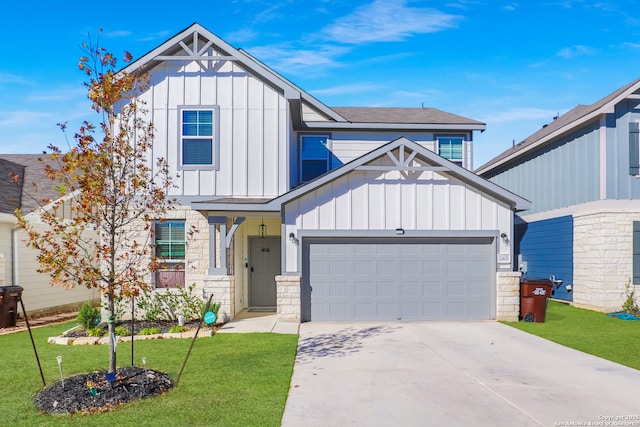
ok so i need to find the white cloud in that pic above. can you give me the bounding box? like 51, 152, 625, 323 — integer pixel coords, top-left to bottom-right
484, 107, 565, 124
0, 72, 29, 85
246, 44, 350, 76
225, 27, 260, 44
105, 30, 132, 38
312, 83, 385, 96
557, 45, 596, 58
0, 111, 55, 127
136, 31, 172, 42
322, 0, 461, 44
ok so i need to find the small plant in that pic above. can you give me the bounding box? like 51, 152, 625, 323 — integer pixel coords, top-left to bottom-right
114, 326, 131, 336
169, 325, 188, 333
200, 300, 221, 321
77, 302, 100, 330
621, 279, 640, 315
87, 327, 105, 337
139, 327, 160, 335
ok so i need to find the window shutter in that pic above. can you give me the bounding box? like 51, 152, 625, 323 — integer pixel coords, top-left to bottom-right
629, 122, 639, 175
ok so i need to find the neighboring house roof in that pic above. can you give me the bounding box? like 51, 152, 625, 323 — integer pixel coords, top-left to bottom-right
476, 77, 640, 174
191, 137, 530, 212
123, 22, 485, 133
0, 158, 24, 214
0, 154, 57, 214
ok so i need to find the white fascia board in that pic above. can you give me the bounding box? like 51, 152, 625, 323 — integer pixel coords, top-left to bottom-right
0, 212, 17, 224
276, 136, 529, 211
304, 122, 486, 131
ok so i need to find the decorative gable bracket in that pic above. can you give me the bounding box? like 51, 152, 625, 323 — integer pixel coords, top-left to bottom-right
155, 31, 236, 70
355, 144, 448, 172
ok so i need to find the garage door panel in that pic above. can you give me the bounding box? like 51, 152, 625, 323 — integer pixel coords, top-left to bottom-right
401, 281, 421, 297
306, 239, 493, 321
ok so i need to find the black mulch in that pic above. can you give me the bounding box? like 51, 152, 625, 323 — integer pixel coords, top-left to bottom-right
35, 367, 173, 414
64, 319, 204, 338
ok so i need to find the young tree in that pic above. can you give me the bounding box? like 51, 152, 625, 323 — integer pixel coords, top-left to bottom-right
15, 33, 174, 373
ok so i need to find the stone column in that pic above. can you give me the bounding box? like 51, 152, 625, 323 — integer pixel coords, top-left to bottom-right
276, 275, 301, 322
496, 271, 521, 321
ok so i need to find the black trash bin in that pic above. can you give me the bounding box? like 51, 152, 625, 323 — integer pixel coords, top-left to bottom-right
0, 286, 23, 328
520, 279, 552, 322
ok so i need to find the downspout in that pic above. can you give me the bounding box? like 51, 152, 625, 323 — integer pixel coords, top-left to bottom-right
12, 226, 19, 287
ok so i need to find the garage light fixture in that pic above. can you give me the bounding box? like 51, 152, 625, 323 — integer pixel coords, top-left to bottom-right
395, 228, 405, 235
289, 232, 299, 245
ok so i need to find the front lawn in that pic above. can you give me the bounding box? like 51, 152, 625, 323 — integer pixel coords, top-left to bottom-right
504, 300, 640, 370
0, 323, 298, 426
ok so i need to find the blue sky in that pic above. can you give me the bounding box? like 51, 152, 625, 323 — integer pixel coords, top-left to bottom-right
1, 0, 640, 167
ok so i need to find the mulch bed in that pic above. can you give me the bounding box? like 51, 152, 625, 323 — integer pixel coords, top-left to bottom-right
64, 319, 204, 337
35, 367, 173, 414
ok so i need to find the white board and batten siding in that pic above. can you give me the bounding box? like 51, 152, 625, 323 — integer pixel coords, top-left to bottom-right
283, 157, 512, 273
141, 56, 291, 198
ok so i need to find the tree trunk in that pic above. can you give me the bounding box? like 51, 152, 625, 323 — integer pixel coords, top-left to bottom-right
107, 288, 117, 373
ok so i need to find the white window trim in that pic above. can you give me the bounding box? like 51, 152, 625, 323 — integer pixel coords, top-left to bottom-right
178, 105, 220, 171
436, 134, 466, 168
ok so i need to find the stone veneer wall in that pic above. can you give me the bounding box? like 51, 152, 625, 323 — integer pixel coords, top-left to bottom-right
198, 276, 235, 323
276, 275, 301, 321
573, 209, 640, 313
496, 271, 521, 321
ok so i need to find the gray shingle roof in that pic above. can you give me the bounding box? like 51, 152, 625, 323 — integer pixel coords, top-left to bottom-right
476, 77, 640, 173
330, 107, 485, 126
0, 154, 57, 214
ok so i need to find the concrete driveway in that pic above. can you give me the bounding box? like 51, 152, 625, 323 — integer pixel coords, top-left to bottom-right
281, 322, 640, 427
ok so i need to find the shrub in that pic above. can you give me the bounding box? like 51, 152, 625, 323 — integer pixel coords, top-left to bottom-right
77, 302, 100, 330
139, 327, 160, 335
622, 279, 640, 315
200, 300, 221, 321
114, 326, 131, 336
87, 327, 104, 337
136, 283, 204, 321
169, 325, 188, 333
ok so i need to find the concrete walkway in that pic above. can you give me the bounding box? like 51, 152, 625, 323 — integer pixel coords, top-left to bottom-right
282, 321, 640, 427
217, 312, 299, 334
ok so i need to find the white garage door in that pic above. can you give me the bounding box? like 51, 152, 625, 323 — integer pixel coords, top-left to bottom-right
303, 238, 494, 321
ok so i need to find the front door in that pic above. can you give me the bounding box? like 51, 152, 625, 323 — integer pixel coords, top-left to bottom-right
249, 237, 280, 307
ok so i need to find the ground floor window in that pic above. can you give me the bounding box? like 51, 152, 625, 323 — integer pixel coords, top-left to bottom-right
155, 220, 185, 288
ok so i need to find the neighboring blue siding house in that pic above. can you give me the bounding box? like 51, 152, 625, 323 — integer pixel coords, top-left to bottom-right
477, 78, 640, 312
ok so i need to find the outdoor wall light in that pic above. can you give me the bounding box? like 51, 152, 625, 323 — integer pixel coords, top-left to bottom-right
259, 219, 267, 238
396, 228, 405, 235
500, 232, 510, 244
289, 232, 299, 245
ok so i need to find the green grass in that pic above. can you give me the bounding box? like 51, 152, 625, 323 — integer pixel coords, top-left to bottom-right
0, 323, 298, 426
504, 300, 640, 369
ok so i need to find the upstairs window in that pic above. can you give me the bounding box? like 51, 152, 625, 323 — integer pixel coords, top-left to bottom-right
299, 135, 331, 183
437, 136, 464, 167
180, 107, 218, 169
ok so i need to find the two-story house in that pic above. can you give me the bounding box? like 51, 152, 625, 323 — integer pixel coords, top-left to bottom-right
477, 77, 640, 313
122, 23, 529, 323
0, 155, 98, 316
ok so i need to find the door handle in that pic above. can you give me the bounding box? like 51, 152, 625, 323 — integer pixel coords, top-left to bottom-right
250, 267, 254, 272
